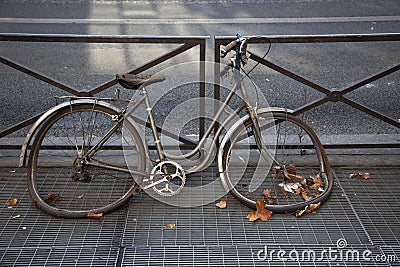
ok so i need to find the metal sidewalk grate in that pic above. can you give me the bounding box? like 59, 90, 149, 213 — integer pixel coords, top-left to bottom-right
336, 167, 400, 246
0, 246, 119, 267
1, 166, 399, 266
0, 168, 128, 249
122, 244, 387, 267
379, 246, 400, 267
122, 167, 370, 248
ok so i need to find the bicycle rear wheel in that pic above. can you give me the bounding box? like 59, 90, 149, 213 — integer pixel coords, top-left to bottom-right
220, 110, 332, 213
27, 102, 145, 218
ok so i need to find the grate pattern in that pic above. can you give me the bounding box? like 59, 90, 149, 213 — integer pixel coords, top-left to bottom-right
336, 168, 400, 246
0, 246, 119, 267
122, 244, 388, 267
379, 246, 400, 267
1, 166, 399, 266
122, 167, 370, 247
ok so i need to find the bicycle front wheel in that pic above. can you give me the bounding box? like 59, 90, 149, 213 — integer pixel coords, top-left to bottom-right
27, 101, 145, 218
220, 110, 332, 213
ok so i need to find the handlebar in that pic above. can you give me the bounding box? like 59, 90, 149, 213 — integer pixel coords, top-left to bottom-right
220, 39, 239, 58
220, 35, 248, 59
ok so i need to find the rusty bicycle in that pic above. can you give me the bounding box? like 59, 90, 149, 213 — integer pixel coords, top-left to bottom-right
21, 34, 333, 218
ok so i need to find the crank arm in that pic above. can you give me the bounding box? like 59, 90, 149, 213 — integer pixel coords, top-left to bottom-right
142, 177, 169, 190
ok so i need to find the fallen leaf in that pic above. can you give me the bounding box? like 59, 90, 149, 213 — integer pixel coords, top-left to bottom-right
77, 194, 85, 199
295, 202, 321, 217
165, 223, 176, 229
262, 189, 276, 199
272, 166, 285, 179
215, 200, 227, 209
310, 173, 325, 190
247, 200, 273, 222
44, 192, 62, 204
287, 163, 297, 175
12, 215, 20, 219
0, 177, 7, 181
87, 210, 103, 219
294, 187, 302, 195
301, 190, 312, 201
287, 173, 303, 182
349, 173, 370, 180
9, 170, 16, 173
6, 198, 18, 206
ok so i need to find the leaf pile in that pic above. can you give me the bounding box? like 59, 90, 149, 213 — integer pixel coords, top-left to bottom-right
271, 164, 325, 202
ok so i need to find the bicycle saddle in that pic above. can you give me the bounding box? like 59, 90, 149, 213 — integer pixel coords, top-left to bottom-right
116, 73, 165, 89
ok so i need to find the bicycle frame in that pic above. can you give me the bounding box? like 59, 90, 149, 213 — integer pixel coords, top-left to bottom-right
122, 73, 258, 175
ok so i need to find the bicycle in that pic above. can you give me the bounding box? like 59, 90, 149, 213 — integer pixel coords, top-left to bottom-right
21, 34, 333, 218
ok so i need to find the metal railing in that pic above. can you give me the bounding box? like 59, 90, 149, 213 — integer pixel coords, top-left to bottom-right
215, 33, 400, 149
1, 33, 400, 150
0, 33, 208, 149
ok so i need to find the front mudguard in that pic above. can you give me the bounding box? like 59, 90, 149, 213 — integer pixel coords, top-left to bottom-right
217, 107, 293, 187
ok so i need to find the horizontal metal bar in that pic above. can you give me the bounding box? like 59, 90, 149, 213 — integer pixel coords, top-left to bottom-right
0, 33, 210, 44
215, 33, 400, 43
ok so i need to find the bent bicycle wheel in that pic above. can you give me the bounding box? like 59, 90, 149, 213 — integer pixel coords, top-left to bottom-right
220, 110, 333, 213
27, 102, 145, 218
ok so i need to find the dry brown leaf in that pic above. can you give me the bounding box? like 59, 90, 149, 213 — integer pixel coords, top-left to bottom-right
262, 189, 276, 199
87, 210, 103, 219
301, 190, 312, 201
6, 198, 18, 206
349, 172, 371, 180
288, 173, 303, 182
44, 192, 62, 204
287, 163, 297, 175
294, 187, 302, 195
215, 200, 227, 209
0, 177, 7, 181
247, 200, 273, 222
165, 223, 176, 229
295, 202, 321, 217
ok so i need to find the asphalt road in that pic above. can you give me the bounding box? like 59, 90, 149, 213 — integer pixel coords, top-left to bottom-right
0, 0, 399, 139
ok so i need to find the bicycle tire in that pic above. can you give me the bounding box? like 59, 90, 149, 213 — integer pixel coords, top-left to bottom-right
27, 102, 145, 218
220, 109, 333, 213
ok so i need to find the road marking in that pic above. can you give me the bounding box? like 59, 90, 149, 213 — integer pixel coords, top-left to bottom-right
0, 16, 399, 25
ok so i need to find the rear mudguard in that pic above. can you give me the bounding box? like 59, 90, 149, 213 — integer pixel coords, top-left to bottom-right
19, 99, 148, 168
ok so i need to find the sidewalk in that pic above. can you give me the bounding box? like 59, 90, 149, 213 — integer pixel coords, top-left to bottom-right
0, 152, 399, 266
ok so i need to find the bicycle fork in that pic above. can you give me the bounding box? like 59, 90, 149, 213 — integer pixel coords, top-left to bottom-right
239, 79, 280, 167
